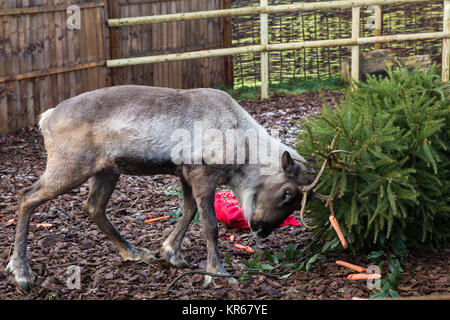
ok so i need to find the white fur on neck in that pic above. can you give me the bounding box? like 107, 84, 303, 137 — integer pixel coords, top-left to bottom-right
240, 187, 257, 222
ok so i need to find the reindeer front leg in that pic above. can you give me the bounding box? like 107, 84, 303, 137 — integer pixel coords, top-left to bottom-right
190, 172, 237, 287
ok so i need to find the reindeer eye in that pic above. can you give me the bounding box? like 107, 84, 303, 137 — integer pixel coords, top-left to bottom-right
282, 190, 292, 202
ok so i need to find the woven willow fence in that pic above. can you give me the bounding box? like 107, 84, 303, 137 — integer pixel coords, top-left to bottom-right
231, 0, 445, 87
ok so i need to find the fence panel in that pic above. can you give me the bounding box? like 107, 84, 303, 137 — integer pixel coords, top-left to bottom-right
0, 0, 107, 135
231, 0, 445, 87
115, 0, 226, 89
0, 0, 229, 135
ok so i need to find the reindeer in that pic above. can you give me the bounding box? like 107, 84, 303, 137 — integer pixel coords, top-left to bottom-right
5, 85, 317, 291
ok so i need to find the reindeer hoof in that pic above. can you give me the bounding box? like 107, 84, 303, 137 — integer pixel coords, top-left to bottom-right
203, 269, 238, 288
5, 259, 35, 291
161, 244, 189, 269
120, 246, 156, 264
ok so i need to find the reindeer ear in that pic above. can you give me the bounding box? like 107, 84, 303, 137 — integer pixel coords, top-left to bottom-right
282, 151, 299, 178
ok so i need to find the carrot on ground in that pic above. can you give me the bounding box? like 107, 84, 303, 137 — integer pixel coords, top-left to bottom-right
336, 260, 367, 273
221, 234, 236, 242
347, 273, 381, 280
329, 215, 348, 249
144, 216, 170, 224
35, 223, 53, 228
233, 243, 255, 254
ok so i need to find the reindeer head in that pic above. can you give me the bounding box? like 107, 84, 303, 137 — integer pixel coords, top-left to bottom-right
247, 151, 315, 238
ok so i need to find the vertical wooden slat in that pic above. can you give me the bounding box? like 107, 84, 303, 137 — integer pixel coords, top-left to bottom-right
89, 7, 99, 91
161, 0, 168, 87
260, 0, 269, 99
41, 0, 51, 116
0, 11, 8, 134
175, 0, 182, 88
106, 0, 120, 85
31, 0, 41, 121
9, 0, 20, 132
374, 5, 382, 50
203, 0, 210, 88
129, 2, 137, 84
181, 0, 188, 88
150, 0, 159, 86
193, 0, 200, 88
17, 0, 29, 129
78, 5, 87, 92
140, 2, 149, 85
55, 4, 66, 103
166, 0, 173, 88
58, 3, 70, 102
49, 4, 58, 108
16, 0, 27, 130
442, 0, 450, 82
122, 3, 131, 85
62, 4, 71, 102
351, 6, 360, 82
99, 3, 110, 87
73, 1, 83, 96
171, 0, 179, 88
67, 2, 77, 97
23, 0, 35, 126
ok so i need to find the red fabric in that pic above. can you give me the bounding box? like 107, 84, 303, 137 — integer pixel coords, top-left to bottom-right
214, 190, 300, 229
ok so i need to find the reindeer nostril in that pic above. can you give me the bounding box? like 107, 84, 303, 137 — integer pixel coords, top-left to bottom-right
250, 220, 260, 232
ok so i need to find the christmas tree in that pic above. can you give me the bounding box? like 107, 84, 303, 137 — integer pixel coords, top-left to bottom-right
296, 67, 450, 250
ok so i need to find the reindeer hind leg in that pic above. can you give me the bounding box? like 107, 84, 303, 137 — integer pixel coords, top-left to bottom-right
162, 177, 197, 268
83, 171, 156, 264
6, 160, 92, 291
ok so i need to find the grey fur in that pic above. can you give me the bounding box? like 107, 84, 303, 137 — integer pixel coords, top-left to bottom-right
7, 85, 314, 290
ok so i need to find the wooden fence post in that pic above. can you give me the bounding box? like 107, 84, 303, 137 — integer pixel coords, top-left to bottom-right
351, 6, 360, 82
106, 0, 120, 86
260, 0, 269, 99
221, 0, 234, 88
443, 0, 450, 82
374, 5, 382, 50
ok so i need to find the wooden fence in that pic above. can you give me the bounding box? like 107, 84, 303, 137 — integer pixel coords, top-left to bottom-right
231, 0, 444, 86
107, 0, 450, 98
0, 0, 107, 135
1, 1, 450, 135
0, 0, 230, 135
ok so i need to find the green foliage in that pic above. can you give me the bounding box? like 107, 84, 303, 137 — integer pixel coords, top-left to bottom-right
163, 183, 199, 224
296, 67, 450, 251
367, 237, 407, 299
239, 229, 339, 279
217, 77, 344, 101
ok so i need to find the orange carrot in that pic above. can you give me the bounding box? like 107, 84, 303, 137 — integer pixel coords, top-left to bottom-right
221, 234, 236, 242
144, 216, 170, 224
347, 273, 381, 280
35, 223, 53, 228
336, 260, 367, 273
233, 243, 255, 254
329, 215, 348, 249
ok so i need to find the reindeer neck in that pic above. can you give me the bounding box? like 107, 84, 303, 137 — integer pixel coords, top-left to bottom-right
228, 164, 261, 205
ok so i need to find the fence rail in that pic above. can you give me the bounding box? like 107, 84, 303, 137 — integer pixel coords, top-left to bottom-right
107, 0, 450, 98
107, 0, 440, 26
